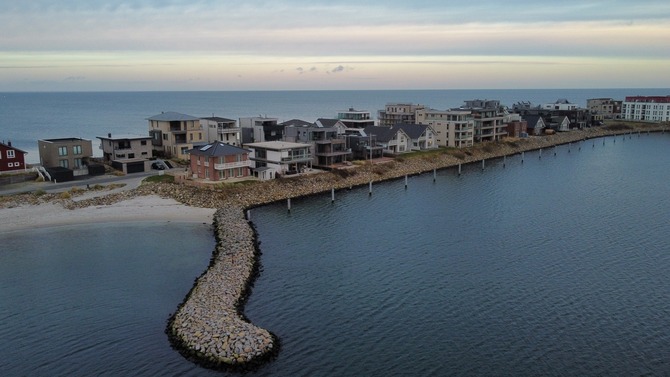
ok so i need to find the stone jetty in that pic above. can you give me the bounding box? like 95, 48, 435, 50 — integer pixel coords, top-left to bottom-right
0, 121, 666, 370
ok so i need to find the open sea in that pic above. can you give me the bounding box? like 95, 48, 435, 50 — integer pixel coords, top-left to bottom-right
1, 90, 670, 376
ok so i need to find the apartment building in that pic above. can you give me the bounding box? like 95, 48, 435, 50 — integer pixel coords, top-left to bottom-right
337, 108, 375, 128
416, 108, 474, 148
147, 112, 205, 160
459, 100, 508, 142
621, 96, 670, 122
38, 137, 93, 173
201, 116, 241, 146
587, 98, 622, 119
377, 103, 426, 127
239, 116, 283, 144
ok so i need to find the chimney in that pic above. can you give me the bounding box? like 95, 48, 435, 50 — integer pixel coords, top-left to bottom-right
108, 133, 111, 138
7, 140, 11, 147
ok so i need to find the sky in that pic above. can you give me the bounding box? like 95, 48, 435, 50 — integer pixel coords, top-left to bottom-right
1, 0, 669, 91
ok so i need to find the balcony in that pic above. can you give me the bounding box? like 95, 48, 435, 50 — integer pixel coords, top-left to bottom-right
214, 160, 253, 170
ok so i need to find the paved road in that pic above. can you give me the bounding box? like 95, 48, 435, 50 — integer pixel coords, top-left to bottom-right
0, 170, 166, 196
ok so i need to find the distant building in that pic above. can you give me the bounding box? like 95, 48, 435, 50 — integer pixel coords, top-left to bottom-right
38, 137, 93, 175
187, 142, 252, 181
505, 114, 528, 138
416, 108, 474, 148
377, 103, 426, 127
201, 116, 241, 146
459, 99, 508, 142
0, 141, 28, 172
541, 99, 579, 111
284, 121, 351, 167
239, 117, 283, 144
337, 108, 375, 128
587, 98, 622, 120
621, 96, 670, 122
147, 112, 205, 160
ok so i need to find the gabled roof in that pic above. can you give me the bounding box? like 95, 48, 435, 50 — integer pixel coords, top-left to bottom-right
395, 123, 430, 140
363, 125, 409, 143
281, 119, 313, 127
187, 142, 250, 157
522, 115, 545, 129
315, 118, 343, 128
0, 141, 27, 153
147, 111, 199, 121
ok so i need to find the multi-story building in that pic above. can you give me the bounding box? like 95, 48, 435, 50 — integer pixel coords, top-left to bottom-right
147, 112, 205, 160
284, 122, 351, 167
621, 96, 670, 122
377, 103, 426, 127
337, 108, 375, 128
587, 98, 622, 120
541, 99, 579, 111
97, 134, 153, 173
416, 108, 474, 148
505, 113, 528, 138
187, 142, 252, 181
0, 141, 28, 172
244, 141, 312, 180
460, 100, 508, 142
38, 137, 93, 174
239, 116, 283, 144
201, 116, 241, 146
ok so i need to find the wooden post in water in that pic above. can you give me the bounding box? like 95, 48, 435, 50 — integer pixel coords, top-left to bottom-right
568, 142, 571, 153
503, 155, 506, 167
369, 181, 372, 196
539, 148, 542, 159
458, 164, 462, 176
287, 198, 291, 212
331, 188, 335, 203
405, 175, 408, 189
481, 159, 485, 170
521, 152, 524, 163
433, 169, 436, 182
554, 146, 557, 156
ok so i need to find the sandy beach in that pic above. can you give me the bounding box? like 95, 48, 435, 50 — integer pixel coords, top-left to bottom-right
0, 195, 216, 233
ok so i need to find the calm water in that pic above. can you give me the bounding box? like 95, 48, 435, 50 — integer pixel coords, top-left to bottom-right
2, 89, 669, 163
0, 222, 221, 376
244, 133, 670, 376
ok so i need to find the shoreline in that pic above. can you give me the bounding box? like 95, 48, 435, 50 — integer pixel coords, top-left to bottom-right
2, 122, 667, 370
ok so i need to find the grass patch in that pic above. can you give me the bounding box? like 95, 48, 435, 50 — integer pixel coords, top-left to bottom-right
59, 191, 72, 199
33, 189, 47, 197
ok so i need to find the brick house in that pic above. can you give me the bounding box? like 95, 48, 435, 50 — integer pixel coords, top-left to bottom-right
188, 142, 252, 181
0, 141, 28, 172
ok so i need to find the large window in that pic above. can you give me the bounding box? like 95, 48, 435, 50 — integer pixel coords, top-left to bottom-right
74, 158, 82, 168
59, 159, 69, 168
73, 145, 82, 155
58, 146, 67, 156
7, 150, 15, 158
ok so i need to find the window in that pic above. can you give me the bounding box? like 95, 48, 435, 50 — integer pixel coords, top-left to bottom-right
7, 150, 15, 158
7, 162, 13, 167
163, 134, 168, 140
58, 146, 68, 156
74, 158, 82, 168
128, 153, 135, 159
73, 145, 82, 155
59, 159, 69, 168
140, 140, 147, 146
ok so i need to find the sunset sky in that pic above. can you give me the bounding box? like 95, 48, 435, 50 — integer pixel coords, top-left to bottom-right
1, 0, 669, 91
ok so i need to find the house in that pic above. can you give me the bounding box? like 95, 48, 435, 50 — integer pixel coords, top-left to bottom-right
394, 124, 437, 151
523, 115, 546, 136
363, 125, 411, 155
587, 98, 622, 120
239, 116, 283, 144
315, 118, 348, 135
343, 128, 384, 161
621, 96, 670, 122
416, 108, 474, 148
547, 116, 570, 132
187, 142, 252, 181
0, 141, 28, 172
459, 99, 508, 142
147, 111, 205, 159
505, 114, 528, 138
337, 108, 375, 128
541, 99, 578, 111
244, 141, 312, 180
284, 121, 351, 167
201, 116, 241, 146
37, 138, 93, 177
97, 134, 153, 174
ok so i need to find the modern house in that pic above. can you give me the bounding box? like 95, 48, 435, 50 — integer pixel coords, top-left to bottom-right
541, 99, 579, 111
284, 122, 351, 167
315, 118, 348, 134
0, 141, 28, 172
363, 125, 411, 155
244, 141, 312, 180
239, 116, 284, 144
377, 103, 426, 127
621, 96, 670, 122
416, 108, 474, 148
522, 115, 546, 136
337, 108, 375, 128
187, 142, 252, 181
394, 124, 437, 151
38, 138, 93, 176
587, 98, 622, 120
147, 111, 205, 160
343, 128, 384, 161
505, 114, 528, 138
201, 116, 241, 146
97, 134, 153, 173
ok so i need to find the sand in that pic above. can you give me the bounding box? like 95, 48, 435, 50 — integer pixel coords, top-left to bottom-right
0, 195, 216, 233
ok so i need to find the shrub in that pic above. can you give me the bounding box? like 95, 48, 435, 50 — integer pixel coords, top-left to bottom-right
59, 191, 72, 199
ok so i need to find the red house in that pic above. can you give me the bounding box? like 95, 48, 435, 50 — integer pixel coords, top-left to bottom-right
188, 142, 253, 181
0, 141, 28, 172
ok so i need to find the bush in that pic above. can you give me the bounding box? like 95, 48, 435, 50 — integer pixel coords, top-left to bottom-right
33, 189, 46, 197
59, 191, 72, 199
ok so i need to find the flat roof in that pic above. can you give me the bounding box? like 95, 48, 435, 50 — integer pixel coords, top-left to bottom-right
244, 141, 311, 150
97, 134, 151, 140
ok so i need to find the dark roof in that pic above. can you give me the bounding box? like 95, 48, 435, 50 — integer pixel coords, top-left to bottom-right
146, 111, 199, 121
281, 119, 313, 127
395, 123, 429, 139
522, 115, 544, 129
187, 142, 250, 157
363, 125, 403, 142
316, 118, 341, 128
201, 116, 235, 122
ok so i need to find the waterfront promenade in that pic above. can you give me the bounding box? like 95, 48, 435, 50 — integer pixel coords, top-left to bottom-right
1, 121, 666, 370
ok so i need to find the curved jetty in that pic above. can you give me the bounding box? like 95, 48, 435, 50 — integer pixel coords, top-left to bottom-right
166, 206, 277, 369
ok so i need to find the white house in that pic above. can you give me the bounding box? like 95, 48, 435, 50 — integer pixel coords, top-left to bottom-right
244, 141, 312, 180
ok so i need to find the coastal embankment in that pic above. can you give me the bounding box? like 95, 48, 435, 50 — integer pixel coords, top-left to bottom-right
1, 122, 665, 370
